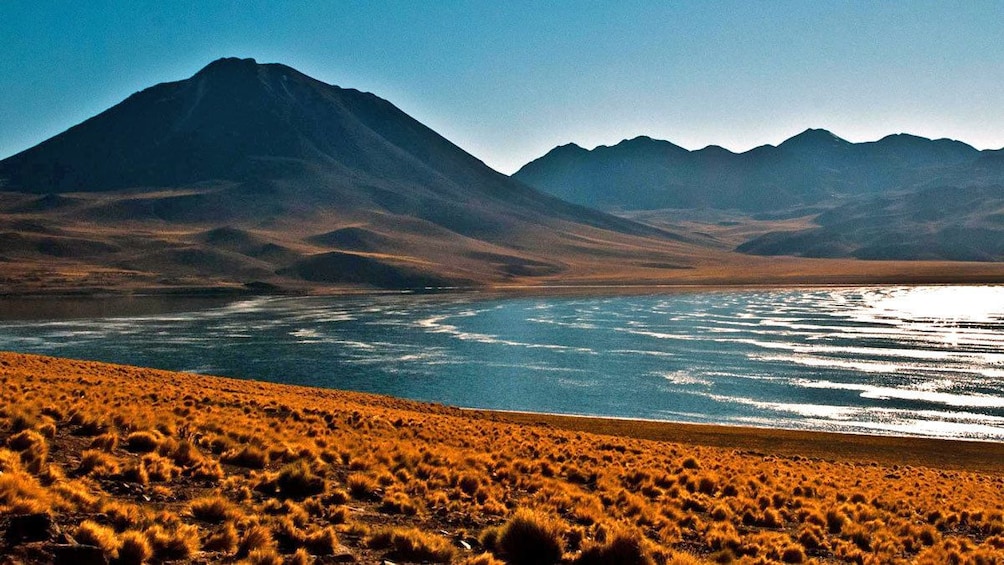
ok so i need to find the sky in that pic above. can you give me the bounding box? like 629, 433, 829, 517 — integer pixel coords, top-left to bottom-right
1, 1, 1002, 174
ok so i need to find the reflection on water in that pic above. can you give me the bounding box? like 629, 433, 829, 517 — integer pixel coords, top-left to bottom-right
2, 285, 1004, 440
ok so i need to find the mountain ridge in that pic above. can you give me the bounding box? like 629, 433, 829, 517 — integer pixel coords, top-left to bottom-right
513, 129, 997, 213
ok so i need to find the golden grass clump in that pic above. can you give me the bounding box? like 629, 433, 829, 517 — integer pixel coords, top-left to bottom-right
221, 444, 269, 469
203, 521, 240, 553
273, 459, 326, 499
75, 520, 122, 559
189, 495, 242, 523
0, 466, 51, 514
144, 523, 200, 561
574, 530, 654, 565
367, 526, 456, 563
237, 523, 276, 558
494, 509, 566, 565
117, 529, 153, 564
125, 430, 163, 453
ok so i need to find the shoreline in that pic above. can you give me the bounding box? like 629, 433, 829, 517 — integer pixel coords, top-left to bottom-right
4, 350, 1002, 474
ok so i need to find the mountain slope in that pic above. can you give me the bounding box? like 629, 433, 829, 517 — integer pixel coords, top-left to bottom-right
0, 58, 705, 292
738, 185, 1004, 261
513, 130, 995, 213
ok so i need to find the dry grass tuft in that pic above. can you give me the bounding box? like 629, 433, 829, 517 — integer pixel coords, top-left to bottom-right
575, 531, 654, 565
75, 520, 121, 559
222, 445, 269, 469
495, 509, 566, 565
145, 523, 200, 560
237, 523, 276, 558
367, 526, 456, 563
125, 430, 163, 453
189, 495, 241, 523
274, 460, 326, 499
117, 530, 153, 565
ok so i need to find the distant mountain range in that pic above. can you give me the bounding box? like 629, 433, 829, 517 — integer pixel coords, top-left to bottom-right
514, 130, 1003, 212
0, 58, 699, 292
514, 131, 1004, 261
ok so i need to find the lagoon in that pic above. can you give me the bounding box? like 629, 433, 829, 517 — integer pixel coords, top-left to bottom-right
3, 286, 1004, 440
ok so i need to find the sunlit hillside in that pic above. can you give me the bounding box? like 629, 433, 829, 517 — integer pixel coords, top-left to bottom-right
2, 352, 1004, 564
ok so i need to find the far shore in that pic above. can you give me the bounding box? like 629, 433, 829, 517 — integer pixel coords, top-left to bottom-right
4, 255, 1004, 300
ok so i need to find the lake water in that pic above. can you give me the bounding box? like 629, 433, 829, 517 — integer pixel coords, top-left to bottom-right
3, 286, 1004, 440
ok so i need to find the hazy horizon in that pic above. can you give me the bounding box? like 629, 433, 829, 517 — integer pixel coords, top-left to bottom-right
2, 2, 1002, 174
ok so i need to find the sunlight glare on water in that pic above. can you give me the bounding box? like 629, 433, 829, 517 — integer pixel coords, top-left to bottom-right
861, 285, 1004, 322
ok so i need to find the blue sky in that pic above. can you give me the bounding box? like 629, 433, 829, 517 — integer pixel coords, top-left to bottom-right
2, 1, 1002, 173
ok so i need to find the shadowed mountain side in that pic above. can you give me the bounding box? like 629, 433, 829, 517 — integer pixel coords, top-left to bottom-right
514, 131, 1000, 213
738, 185, 1004, 261
306, 226, 396, 252
279, 251, 464, 289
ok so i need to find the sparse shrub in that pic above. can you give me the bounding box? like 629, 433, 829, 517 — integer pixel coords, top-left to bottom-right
381, 489, 418, 515
682, 457, 700, 470
781, 545, 806, 563
38, 421, 56, 438
103, 501, 145, 531
78, 449, 120, 477
288, 548, 312, 565
275, 460, 325, 499
141, 453, 178, 482
70, 411, 109, 436
121, 461, 149, 485
145, 523, 200, 560
367, 527, 455, 563
575, 531, 653, 565
459, 553, 507, 565
496, 509, 565, 565
204, 521, 239, 553
76, 520, 121, 559
8, 408, 38, 432
222, 444, 269, 469
797, 524, 824, 551
238, 523, 276, 558
118, 530, 153, 564
480, 524, 502, 551
7, 429, 48, 473
303, 526, 340, 555
125, 431, 162, 453
697, 475, 718, 495
826, 509, 847, 534
245, 548, 283, 565
347, 473, 379, 500
0, 469, 51, 513
190, 495, 240, 523
90, 432, 119, 452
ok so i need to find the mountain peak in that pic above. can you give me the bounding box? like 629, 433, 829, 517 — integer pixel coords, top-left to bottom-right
781, 128, 848, 148
611, 136, 688, 155
198, 57, 260, 74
